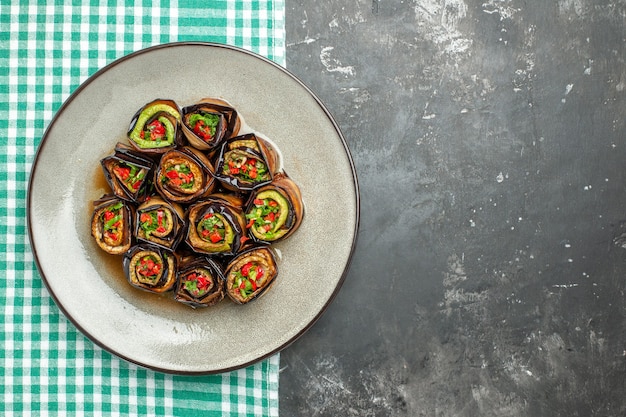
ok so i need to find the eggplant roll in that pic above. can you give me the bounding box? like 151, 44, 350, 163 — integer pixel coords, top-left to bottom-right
185, 194, 246, 256
101, 142, 154, 203
135, 196, 185, 250
123, 243, 177, 293
155, 146, 215, 203
127, 99, 180, 154
213, 134, 279, 192
91, 195, 133, 255
175, 256, 225, 308
181, 98, 241, 151
245, 173, 304, 242
225, 246, 278, 304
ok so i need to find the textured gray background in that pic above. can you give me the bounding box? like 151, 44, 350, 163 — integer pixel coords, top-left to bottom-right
279, 1, 626, 416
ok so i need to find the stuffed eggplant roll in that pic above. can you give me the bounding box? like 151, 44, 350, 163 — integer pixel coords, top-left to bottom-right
127, 99, 180, 154
155, 147, 215, 203
135, 196, 185, 250
245, 173, 304, 243
101, 142, 154, 203
91, 195, 133, 255
225, 246, 278, 304
214, 134, 279, 192
181, 98, 241, 151
123, 243, 177, 293
175, 256, 225, 308
185, 194, 246, 256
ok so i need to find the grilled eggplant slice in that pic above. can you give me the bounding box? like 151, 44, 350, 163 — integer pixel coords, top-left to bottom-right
127, 99, 181, 154
155, 146, 216, 204
224, 246, 278, 304
213, 133, 279, 192
91, 195, 133, 255
100, 142, 154, 203
180, 98, 241, 151
185, 194, 246, 256
135, 196, 185, 250
244, 172, 304, 242
123, 243, 177, 293
175, 256, 225, 308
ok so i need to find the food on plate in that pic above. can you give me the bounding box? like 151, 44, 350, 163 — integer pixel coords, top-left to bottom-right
91, 97, 304, 307
180, 98, 241, 151
100, 142, 154, 203
123, 243, 177, 293
213, 133, 279, 192
135, 196, 185, 250
91, 195, 133, 255
174, 256, 225, 308
185, 194, 246, 256
127, 99, 180, 154
244, 172, 304, 243
154, 146, 215, 203
224, 246, 278, 304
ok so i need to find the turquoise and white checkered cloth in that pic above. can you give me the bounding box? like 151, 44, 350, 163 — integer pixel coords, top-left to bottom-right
0, 1, 284, 415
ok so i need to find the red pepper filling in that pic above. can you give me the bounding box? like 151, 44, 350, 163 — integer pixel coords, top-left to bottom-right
183, 271, 212, 297
102, 202, 124, 243
162, 164, 195, 190
114, 166, 130, 180
136, 255, 161, 278
140, 119, 166, 141
193, 120, 213, 141
139, 210, 168, 237
224, 155, 269, 183
113, 163, 144, 191
245, 198, 281, 238
156, 210, 165, 233
198, 213, 226, 244
233, 262, 265, 298
227, 159, 258, 179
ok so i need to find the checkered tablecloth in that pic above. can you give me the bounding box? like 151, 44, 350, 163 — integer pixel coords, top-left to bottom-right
0, 1, 284, 416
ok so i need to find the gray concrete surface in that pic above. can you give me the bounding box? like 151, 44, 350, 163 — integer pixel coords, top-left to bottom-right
279, 1, 626, 416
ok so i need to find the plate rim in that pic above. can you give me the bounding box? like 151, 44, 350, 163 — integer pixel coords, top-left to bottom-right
26, 41, 361, 375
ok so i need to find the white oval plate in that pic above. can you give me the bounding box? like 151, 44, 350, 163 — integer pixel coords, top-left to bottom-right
27, 43, 359, 374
